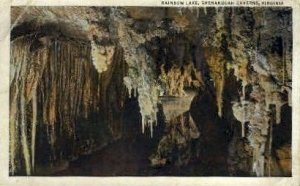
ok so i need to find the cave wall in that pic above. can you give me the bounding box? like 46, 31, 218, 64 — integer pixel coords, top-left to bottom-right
9, 35, 126, 175
144, 7, 292, 176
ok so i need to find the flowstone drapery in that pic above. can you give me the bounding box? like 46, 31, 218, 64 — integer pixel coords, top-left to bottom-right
112, 8, 167, 137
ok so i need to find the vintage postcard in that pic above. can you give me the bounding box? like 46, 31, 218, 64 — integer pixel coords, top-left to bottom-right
0, 0, 299, 185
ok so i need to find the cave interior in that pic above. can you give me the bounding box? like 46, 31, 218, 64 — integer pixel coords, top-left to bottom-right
9, 6, 292, 176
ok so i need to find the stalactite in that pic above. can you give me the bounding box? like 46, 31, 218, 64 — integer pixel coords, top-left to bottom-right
216, 72, 224, 117
10, 38, 24, 175
9, 37, 37, 175
28, 47, 48, 171
240, 81, 248, 137
159, 63, 202, 97
112, 8, 166, 137
187, 7, 199, 18
21, 63, 32, 175
232, 65, 284, 176
232, 83, 271, 176
205, 48, 225, 118
21, 96, 32, 175
232, 100, 254, 135
10, 35, 113, 174
241, 108, 245, 137
31, 88, 37, 171
9, 96, 17, 175
91, 40, 115, 74
282, 38, 285, 84
37, 39, 99, 159
227, 56, 250, 137
228, 20, 290, 174
268, 117, 273, 176
9, 6, 292, 177
177, 7, 183, 16
275, 102, 283, 124
282, 85, 292, 107
205, 9, 227, 118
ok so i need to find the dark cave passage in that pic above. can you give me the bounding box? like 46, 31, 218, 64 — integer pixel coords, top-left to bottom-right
50, 97, 163, 176
50, 90, 231, 176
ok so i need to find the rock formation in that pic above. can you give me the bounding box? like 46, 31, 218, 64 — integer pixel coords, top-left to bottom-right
10, 7, 292, 176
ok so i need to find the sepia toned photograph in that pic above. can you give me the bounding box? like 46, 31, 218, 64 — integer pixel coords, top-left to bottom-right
9, 6, 292, 177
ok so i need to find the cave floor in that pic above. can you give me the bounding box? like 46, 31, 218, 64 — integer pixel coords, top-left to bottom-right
53, 135, 156, 176
50, 134, 228, 176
